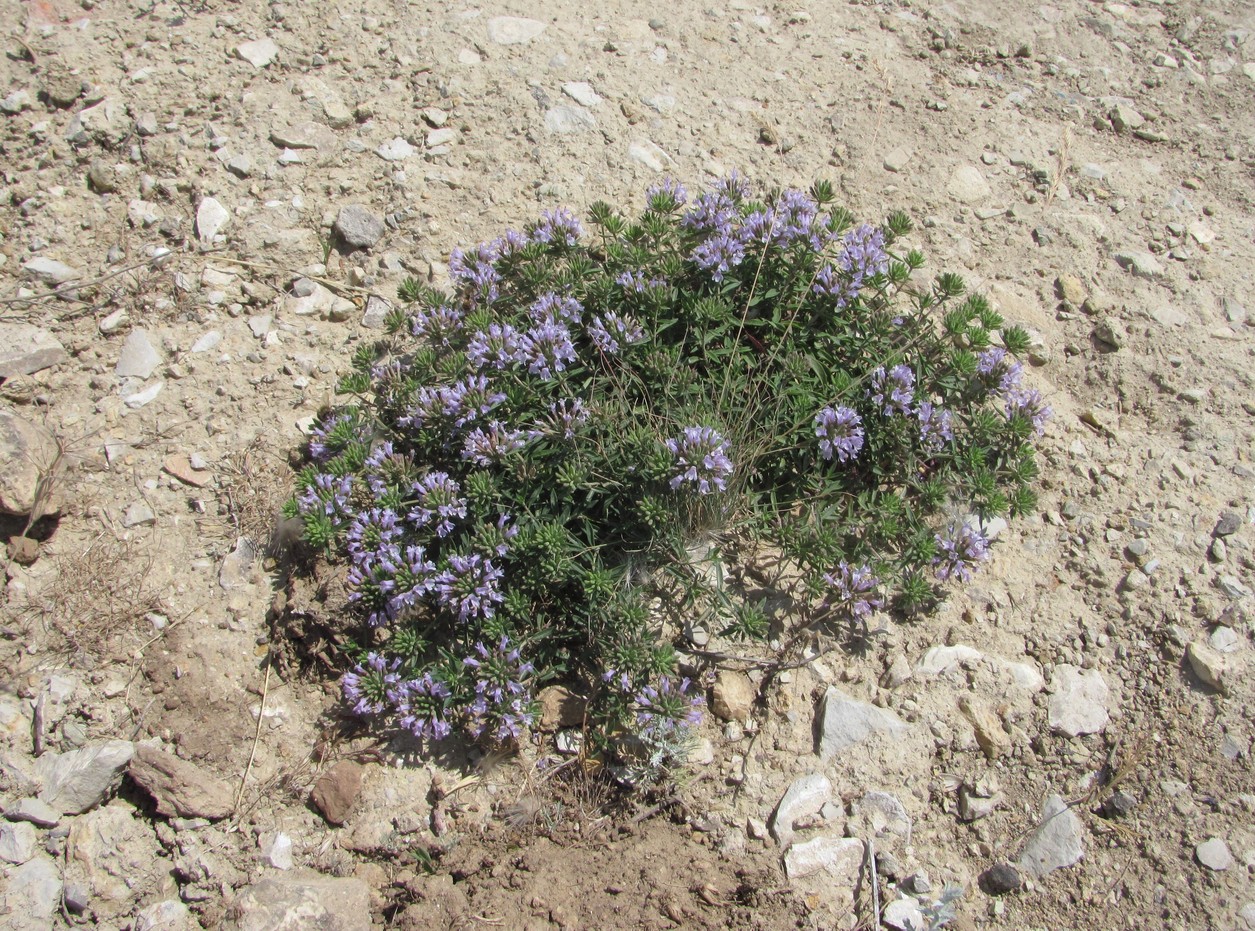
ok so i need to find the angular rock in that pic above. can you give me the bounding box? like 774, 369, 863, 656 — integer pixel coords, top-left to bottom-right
1113, 250, 1165, 280
115, 328, 162, 379
627, 140, 672, 171
562, 82, 601, 108
196, 197, 230, 241
817, 687, 908, 758
0, 855, 62, 929
311, 761, 363, 825
23, 256, 82, 286
0, 89, 32, 114
783, 835, 864, 882
66, 802, 165, 920
37, 739, 134, 814
883, 896, 926, 931
544, 105, 597, 134
0, 323, 68, 377
1047, 665, 1109, 736
849, 791, 911, 844
426, 127, 456, 148
883, 145, 913, 172
334, 205, 386, 249
134, 899, 196, 931
1196, 837, 1234, 871
226, 874, 371, 931
1055, 273, 1087, 304
960, 696, 1010, 760
1187, 640, 1234, 694
1018, 794, 1084, 878
1109, 103, 1144, 132
0, 821, 37, 864
260, 831, 294, 869
710, 670, 755, 721
0, 407, 61, 517
980, 862, 1023, 895
487, 16, 547, 44
375, 136, 416, 161
128, 743, 234, 820
122, 500, 156, 528
948, 165, 991, 203
538, 686, 587, 730
360, 295, 392, 330
6, 797, 60, 827
270, 122, 334, 150
1214, 510, 1243, 537
916, 644, 982, 676
769, 773, 831, 847
284, 280, 355, 319
236, 38, 280, 68
219, 537, 257, 590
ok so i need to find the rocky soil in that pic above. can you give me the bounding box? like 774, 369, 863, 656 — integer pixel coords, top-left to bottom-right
1, 0, 1253, 928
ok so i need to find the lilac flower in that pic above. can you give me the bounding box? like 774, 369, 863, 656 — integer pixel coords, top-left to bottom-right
297, 473, 354, 518
822, 561, 882, 620
634, 674, 704, 746
975, 347, 1007, 376
915, 402, 954, 452
463, 636, 536, 743
493, 228, 529, 258
869, 364, 915, 416
646, 177, 688, 208
813, 223, 888, 307
529, 292, 584, 325
308, 413, 368, 462
713, 171, 751, 201
615, 269, 665, 293
389, 545, 437, 615
467, 323, 522, 371
935, 524, 990, 583
409, 472, 467, 537
690, 227, 747, 282
976, 347, 1025, 397
461, 421, 531, 465
487, 513, 519, 558
1004, 385, 1051, 435
740, 189, 824, 251
398, 384, 446, 430
665, 426, 734, 495
518, 318, 577, 380
531, 207, 582, 246
441, 375, 507, 428
434, 553, 504, 621
449, 242, 502, 302
391, 673, 452, 740
346, 507, 402, 561
341, 652, 401, 716
363, 442, 397, 496
681, 173, 746, 233
410, 303, 465, 346
588, 311, 646, 355
347, 549, 401, 626
814, 406, 864, 463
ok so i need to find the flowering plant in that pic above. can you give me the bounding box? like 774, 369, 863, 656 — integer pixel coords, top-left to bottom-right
286, 175, 1046, 771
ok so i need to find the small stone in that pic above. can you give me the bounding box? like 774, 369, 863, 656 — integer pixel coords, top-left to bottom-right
1112, 250, 1165, 280
23, 256, 82, 286
769, 773, 832, 848
2, 856, 62, 926
0, 821, 37, 864
850, 791, 911, 844
37, 740, 134, 815
948, 165, 991, 203
1214, 510, 1243, 537
882, 653, 913, 688
260, 832, 294, 869
236, 38, 280, 68
1196, 837, 1234, 871
270, 123, 327, 150
421, 107, 448, 127
710, 671, 755, 721
196, 197, 230, 242
375, 136, 416, 161
360, 295, 392, 330
817, 686, 908, 758
1018, 794, 1084, 878
916, 644, 982, 676
883, 146, 913, 172
487, 16, 547, 44
1093, 319, 1122, 350
960, 697, 1010, 760
311, 761, 364, 825
334, 205, 386, 249
426, 127, 456, 148
7, 535, 38, 566
0, 408, 61, 518
1109, 103, 1144, 132
128, 744, 235, 820
41, 65, 84, 108
0, 323, 68, 378
1047, 665, 1109, 736
63, 882, 90, 914
538, 686, 587, 730
883, 897, 926, 931
627, 140, 672, 171
980, 862, 1023, 895
122, 381, 163, 409
544, 105, 597, 134
783, 835, 864, 882
134, 112, 159, 136
190, 330, 222, 353
562, 82, 601, 108
115, 329, 162, 379
959, 787, 1003, 821
226, 155, 252, 178
0, 89, 32, 114
1210, 626, 1240, 653
87, 159, 119, 193
1100, 790, 1137, 818
219, 537, 257, 590
122, 500, 156, 528
7, 797, 60, 827
1186, 641, 1233, 694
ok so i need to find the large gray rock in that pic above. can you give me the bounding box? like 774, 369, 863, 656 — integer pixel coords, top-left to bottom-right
0, 854, 62, 929
37, 739, 134, 814
0, 821, 37, 864
128, 743, 235, 820
0, 323, 68, 377
817, 687, 908, 758
1018, 794, 1084, 878
66, 802, 168, 919
0, 406, 62, 517
115, 328, 162, 379
1047, 665, 1109, 736
783, 835, 864, 882
225, 874, 372, 931
769, 773, 831, 847
333, 205, 386, 249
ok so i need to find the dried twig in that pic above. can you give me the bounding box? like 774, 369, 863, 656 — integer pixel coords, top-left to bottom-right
236, 656, 272, 812
867, 836, 880, 928
0, 255, 174, 309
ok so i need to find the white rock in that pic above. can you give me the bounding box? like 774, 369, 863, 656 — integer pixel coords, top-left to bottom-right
850, 791, 911, 843
627, 140, 672, 171
487, 16, 547, 44
376, 137, 416, 161
1018, 794, 1084, 878
426, 127, 456, 148
261, 832, 294, 870
7, 797, 60, 827
1196, 837, 1234, 871
0, 821, 37, 864
1, 855, 62, 928
22, 256, 82, 286
1112, 250, 1165, 280
544, 105, 597, 134
122, 381, 164, 409
817, 687, 908, 758
642, 94, 676, 113
361, 295, 391, 330
1047, 665, 1109, 736
1187, 641, 1234, 694
196, 197, 230, 241
883, 896, 926, 931
236, 38, 279, 68
783, 835, 864, 882
115, 328, 162, 379
134, 900, 196, 930
226, 875, 372, 931
916, 644, 982, 676
123, 500, 156, 528
0, 323, 67, 377
562, 82, 601, 108
220, 537, 258, 590
948, 165, 991, 203
37, 740, 134, 814
190, 330, 222, 353
883, 146, 913, 172
127, 198, 162, 227
769, 773, 831, 847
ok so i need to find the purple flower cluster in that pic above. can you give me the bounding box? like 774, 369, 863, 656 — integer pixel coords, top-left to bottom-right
615, 269, 665, 293
976, 347, 1025, 397
870, 364, 916, 416
665, 426, 734, 495
634, 675, 704, 741
346, 507, 401, 561
916, 401, 955, 452
646, 177, 688, 208
814, 406, 864, 463
449, 243, 503, 303
464, 636, 536, 742
822, 561, 882, 620
538, 398, 589, 439
308, 413, 370, 462
531, 207, 583, 246
391, 672, 452, 740
813, 223, 888, 307
341, 652, 400, 716
434, 552, 504, 621
740, 188, 826, 251
1004, 385, 1051, 435
588, 311, 646, 355
297, 473, 354, 519
409, 472, 468, 537
461, 421, 533, 465
518, 317, 577, 380
530, 292, 584, 325
467, 323, 522, 371
411, 303, 465, 347
935, 523, 990, 583
400, 377, 506, 431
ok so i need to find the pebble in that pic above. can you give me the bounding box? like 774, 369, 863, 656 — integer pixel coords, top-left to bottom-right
1109, 103, 1145, 132
360, 295, 392, 330
22, 256, 82, 286
190, 330, 222, 353
37, 739, 134, 815
226, 155, 252, 178
195, 197, 230, 242
1092, 319, 1123, 350
311, 760, 364, 825
0, 408, 62, 517
1196, 837, 1234, 871
1047, 664, 1109, 736
1214, 510, 1243, 537
960, 696, 1011, 760
1112, 250, 1165, 280
0, 89, 33, 114
916, 644, 982, 676
883, 896, 926, 931
128, 744, 235, 820
236, 38, 280, 68
260, 832, 295, 869
769, 773, 831, 847
375, 136, 416, 161
1, 855, 62, 927
817, 686, 908, 758
562, 82, 601, 108
426, 127, 456, 148
947, 165, 991, 203
0, 323, 68, 377
1186, 641, 1233, 694
0, 821, 37, 864
115, 328, 162, 379
219, 537, 257, 590
88, 158, 120, 193
487, 16, 547, 44
1018, 794, 1085, 878
123, 500, 156, 527
6, 797, 61, 827
122, 381, 163, 409
980, 862, 1023, 895
544, 105, 597, 134
710, 670, 755, 721
783, 835, 864, 882
334, 204, 386, 249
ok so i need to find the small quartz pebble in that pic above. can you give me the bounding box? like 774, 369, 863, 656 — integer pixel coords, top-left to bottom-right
1196, 837, 1234, 871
